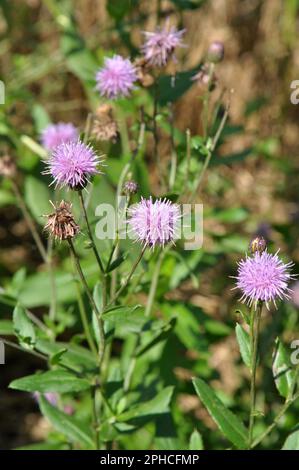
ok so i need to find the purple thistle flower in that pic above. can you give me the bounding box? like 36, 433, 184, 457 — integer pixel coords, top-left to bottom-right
95, 55, 137, 100
41, 122, 79, 151
141, 21, 185, 67
44, 139, 102, 189
128, 197, 180, 248
234, 250, 295, 309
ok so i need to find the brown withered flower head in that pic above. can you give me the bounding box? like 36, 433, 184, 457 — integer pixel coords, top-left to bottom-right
0, 155, 17, 179
91, 104, 118, 142
44, 201, 80, 241
134, 57, 154, 88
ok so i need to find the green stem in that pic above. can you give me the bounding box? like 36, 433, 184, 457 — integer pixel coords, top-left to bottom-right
202, 63, 215, 139
67, 239, 105, 369
78, 190, 105, 275
188, 96, 230, 203
248, 302, 262, 446
47, 237, 57, 321
91, 385, 100, 449
168, 103, 178, 190
0, 337, 47, 361
250, 367, 299, 449
107, 246, 146, 309
73, 270, 98, 358
145, 249, 165, 317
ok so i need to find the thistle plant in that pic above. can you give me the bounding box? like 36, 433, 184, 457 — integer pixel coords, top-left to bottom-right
1, 2, 298, 453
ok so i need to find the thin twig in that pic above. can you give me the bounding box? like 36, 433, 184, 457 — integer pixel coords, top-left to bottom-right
12, 181, 48, 262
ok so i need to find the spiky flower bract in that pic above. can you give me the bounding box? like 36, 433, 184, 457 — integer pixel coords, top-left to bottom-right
128, 197, 180, 248
235, 250, 295, 309
41, 122, 78, 151
44, 139, 101, 189
95, 55, 137, 100
141, 21, 185, 67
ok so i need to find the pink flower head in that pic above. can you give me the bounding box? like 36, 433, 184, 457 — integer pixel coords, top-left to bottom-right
95, 55, 137, 100
141, 21, 185, 67
41, 122, 79, 151
235, 250, 295, 309
128, 197, 181, 248
44, 139, 102, 189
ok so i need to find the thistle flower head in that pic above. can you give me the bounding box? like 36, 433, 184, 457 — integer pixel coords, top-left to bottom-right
44, 139, 101, 189
141, 21, 185, 67
123, 180, 139, 195
235, 250, 295, 309
41, 122, 78, 151
95, 55, 137, 100
128, 197, 180, 248
207, 40, 224, 63
44, 201, 80, 241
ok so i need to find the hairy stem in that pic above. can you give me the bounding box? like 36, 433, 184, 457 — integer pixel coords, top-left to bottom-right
67, 239, 105, 369
248, 302, 262, 446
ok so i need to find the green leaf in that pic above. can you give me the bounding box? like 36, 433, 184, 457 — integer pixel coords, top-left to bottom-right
189, 429, 204, 450
0, 320, 14, 335
282, 429, 299, 450
136, 318, 176, 357
272, 338, 296, 398
49, 348, 68, 366
24, 176, 51, 225
170, 0, 205, 10
9, 369, 90, 393
106, 254, 127, 273
192, 378, 248, 449
103, 305, 145, 332
36, 340, 97, 372
39, 396, 94, 449
157, 67, 202, 106
235, 324, 251, 368
32, 104, 51, 134
13, 304, 35, 348
118, 386, 174, 422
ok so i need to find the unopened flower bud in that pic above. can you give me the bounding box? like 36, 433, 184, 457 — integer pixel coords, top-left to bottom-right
44, 201, 80, 241
123, 180, 139, 195
0, 155, 17, 178
250, 236, 267, 254
207, 41, 224, 64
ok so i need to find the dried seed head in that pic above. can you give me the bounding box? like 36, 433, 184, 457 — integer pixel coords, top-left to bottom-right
134, 57, 154, 88
91, 104, 118, 142
123, 180, 139, 195
44, 201, 80, 241
0, 155, 17, 178
250, 236, 267, 254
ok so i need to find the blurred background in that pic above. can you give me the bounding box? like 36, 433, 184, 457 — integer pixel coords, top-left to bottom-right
0, 0, 299, 449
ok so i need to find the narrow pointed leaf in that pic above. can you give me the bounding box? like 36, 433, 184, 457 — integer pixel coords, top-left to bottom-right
193, 378, 248, 449
39, 396, 94, 449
